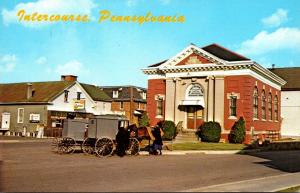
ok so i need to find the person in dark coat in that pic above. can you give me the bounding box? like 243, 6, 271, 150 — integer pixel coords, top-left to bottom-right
116, 127, 130, 157
152, 126, 163, 155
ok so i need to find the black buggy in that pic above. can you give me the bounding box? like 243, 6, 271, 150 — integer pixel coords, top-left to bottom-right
51, 114, 140, 157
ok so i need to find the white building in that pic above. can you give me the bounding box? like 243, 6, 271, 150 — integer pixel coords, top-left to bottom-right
270, 67, 300, 138
0, 75, 113, 137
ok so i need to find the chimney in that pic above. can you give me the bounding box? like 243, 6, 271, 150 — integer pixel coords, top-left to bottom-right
61, 75, 77, 81
27, 83, 33, 100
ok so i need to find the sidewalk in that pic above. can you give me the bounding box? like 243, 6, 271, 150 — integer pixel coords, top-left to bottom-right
182, 172, 300, 192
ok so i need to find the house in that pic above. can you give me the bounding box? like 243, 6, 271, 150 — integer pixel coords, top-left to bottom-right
269, 67, 300, 138
142, 43, 286, 143
100, 86, 147, 125
0, 75, 112, 137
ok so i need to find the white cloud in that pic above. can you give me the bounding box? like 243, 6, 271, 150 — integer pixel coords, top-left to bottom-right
2, 0, 96, 27
262, 9, 288, 28
36, 56, 47, 65
55, 60, 89, 76
237, 27, 300, 56
0, 54, 17, 73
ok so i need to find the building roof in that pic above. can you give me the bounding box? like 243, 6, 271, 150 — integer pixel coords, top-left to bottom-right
202, 43, 249, 61
148, 59, 168, 67
80, 83, 112, 101
269, 67, 300, 91
0, 81, 75, 103
147, 43, 249, 67
100, 86, 147, 102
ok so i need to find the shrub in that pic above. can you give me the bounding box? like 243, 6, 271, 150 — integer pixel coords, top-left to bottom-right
158, 120, 176, 140
197, 121, 221, 143
229, 117, 246, 144
139, 112, 150, 127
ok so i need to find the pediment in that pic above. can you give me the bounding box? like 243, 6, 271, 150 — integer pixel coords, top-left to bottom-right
176, 52, 212, 66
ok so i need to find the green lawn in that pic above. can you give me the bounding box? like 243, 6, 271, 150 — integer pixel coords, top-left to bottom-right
169, 142, 247, 150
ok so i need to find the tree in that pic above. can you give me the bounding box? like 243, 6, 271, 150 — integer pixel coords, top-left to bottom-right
139, 112, 150, 127
229, 117, 246, 143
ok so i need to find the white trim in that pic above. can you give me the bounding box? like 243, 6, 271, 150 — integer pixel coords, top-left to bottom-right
159, 45, 227, 68
164, 69, 282, 90
148, 74, 166, 80
228, 116, 237, 120
17, 108, 24, 124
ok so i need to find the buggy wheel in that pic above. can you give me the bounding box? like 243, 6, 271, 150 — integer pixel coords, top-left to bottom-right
82, 138, 95, 154
61, 137, 76, 154
95, 137, 114, 157
127, 138, 140, 156
51, 138, 61, 153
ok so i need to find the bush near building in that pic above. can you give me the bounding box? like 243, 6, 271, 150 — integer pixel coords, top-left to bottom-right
229, 117, 246, 144
197, 121, 221, 143
158, 120, 177, 140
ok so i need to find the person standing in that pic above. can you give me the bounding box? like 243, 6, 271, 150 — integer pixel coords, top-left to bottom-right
116, 127, 129, 157
152, 125, 164, 155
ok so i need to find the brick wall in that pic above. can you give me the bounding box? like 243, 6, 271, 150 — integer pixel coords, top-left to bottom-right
147, 79, 166, 126
111, 101, 146, 125
224, 75, 281, 143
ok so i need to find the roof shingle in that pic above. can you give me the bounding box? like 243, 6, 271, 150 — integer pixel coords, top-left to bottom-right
80, 83, 111, 101
0, 81, 74, 103
269, 67, 300, 91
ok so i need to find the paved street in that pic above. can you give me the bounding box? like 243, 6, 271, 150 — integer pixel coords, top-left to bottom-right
1, 140, 300, 192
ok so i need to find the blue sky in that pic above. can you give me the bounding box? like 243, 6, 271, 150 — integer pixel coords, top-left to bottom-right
0, 0, 300, 87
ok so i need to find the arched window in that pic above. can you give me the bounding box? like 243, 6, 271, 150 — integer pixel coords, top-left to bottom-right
268, 93, 272, 120
187, 84, 204, 97
253, 87, 258, 119
274, 95, 278, 121
261, 90, 266, 120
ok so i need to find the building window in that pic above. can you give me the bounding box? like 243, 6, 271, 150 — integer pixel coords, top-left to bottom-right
64, 90, 69, 102
229, 96, 237, 117
253, 87, 258, 119
17, 108, 24, 123
138, 102, 141, 110
142, 92, 147, 100
274, 95, 279, 121
188, 84, 204, 97
113, 90, 119, 98
268, 93, 272, 120
261, 90, 266, 120
120, 102, 124, 110
156, 99, 163, 116
77, 92, 81, 100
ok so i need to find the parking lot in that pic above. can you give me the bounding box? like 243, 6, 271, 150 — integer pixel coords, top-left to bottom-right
1, 140, 300, 192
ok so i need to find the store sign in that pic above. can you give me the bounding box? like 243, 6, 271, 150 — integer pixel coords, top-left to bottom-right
74, 99, 85, 110
29, 113, 40, 123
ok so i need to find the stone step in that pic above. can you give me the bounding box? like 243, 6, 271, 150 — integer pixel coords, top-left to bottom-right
174, 132, 199, 143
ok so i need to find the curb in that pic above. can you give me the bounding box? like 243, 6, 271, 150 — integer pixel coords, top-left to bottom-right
182, 172, 300, 192
138, 149, 260, 155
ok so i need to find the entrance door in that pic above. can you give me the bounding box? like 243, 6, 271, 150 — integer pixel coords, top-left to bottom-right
1, 113, 11, 130
187, 106, 203, 129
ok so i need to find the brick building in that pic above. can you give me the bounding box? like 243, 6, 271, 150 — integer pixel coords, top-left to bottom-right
100, 86, 147, 125
142, 43, 286, 143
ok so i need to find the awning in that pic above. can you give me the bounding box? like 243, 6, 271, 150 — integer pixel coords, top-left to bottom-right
180, 98, 205, 107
